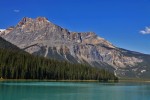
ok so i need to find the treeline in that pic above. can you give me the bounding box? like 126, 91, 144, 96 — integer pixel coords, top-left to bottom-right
0, 48, 118, 81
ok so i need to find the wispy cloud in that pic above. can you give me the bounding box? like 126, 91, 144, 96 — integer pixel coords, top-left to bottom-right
13, 9, 20, 13
140, 27, 150, 34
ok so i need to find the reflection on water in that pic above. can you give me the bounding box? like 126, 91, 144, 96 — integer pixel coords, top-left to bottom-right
0, 81, 150, 100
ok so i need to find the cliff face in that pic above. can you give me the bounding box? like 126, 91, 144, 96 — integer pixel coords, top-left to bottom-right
1, 17, 150, 78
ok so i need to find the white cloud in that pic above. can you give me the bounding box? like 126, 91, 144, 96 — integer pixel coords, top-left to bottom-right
140, 27, 150, 34
13, 9, 20, 13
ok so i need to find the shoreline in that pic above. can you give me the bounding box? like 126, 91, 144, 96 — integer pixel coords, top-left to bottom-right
0, 79, 99, 82
0, 79, 150, 83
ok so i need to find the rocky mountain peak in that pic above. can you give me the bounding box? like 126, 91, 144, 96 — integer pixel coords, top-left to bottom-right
18, 17, 32, 26
19, 17, 48, 23
17, 17, 52, 28
36, 17, 48, 22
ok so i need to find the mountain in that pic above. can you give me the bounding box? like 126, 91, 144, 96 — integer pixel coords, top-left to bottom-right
1, 17, 150, 79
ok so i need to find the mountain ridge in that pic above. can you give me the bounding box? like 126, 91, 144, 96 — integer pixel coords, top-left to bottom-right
1, 17, 150, 79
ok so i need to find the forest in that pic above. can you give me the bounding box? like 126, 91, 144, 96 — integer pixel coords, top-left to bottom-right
0, 48, 118, 81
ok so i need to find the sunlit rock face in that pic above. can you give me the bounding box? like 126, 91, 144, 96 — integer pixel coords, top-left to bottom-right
1, 17, 150, 78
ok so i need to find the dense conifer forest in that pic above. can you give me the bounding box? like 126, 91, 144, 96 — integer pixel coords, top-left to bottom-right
0, 48, 118, 81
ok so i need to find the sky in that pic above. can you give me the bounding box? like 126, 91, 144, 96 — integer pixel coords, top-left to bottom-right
0, 0, 150, 54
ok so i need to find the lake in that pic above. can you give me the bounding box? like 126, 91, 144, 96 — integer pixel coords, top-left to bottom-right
0, 81, 150, 100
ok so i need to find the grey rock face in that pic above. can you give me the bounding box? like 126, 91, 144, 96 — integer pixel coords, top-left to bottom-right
1, 17, 150, 78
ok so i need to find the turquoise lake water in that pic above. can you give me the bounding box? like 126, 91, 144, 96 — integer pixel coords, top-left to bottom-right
0, 81, 150, 100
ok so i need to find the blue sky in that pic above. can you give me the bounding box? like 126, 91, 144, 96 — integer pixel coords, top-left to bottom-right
1, 0, 150, 54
